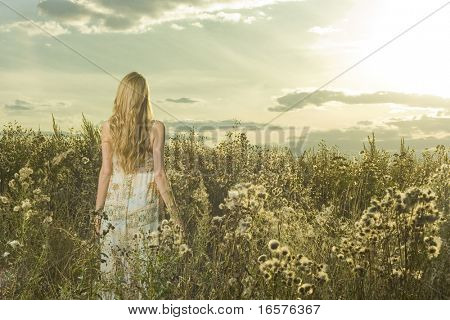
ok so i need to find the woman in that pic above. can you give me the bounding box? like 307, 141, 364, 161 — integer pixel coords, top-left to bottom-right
94, 71, 182, 298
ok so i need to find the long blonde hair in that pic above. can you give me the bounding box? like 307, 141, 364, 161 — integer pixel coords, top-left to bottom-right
109, 72, 154, 174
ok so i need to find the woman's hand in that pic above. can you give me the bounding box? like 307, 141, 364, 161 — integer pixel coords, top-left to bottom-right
93, 209, 102, 237
168, 205, 184, 240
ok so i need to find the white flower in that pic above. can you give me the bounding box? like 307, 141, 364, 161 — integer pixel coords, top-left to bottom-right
13, 206, 21, 212
43, 216, 53, 224
178, 243, 191, 256
25, 210, 34, 220
411, 270, 423, 280
33, 188, 42, 195
8, 180, 15, 189
18, 167, 33, 181
0, 196, 9, 204
21, 199, 32, 210
316, 271, 330, 282
228, 190, 239, 199
7, 240, 23, 249
2, 251, 10, 258
81, 157, 90, 164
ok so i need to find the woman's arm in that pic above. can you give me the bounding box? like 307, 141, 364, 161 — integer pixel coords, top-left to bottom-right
95, 121, 113, 212
152, 120, 181, 223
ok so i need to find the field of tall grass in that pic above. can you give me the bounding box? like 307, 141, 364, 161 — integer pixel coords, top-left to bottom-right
0, 117, 448, 299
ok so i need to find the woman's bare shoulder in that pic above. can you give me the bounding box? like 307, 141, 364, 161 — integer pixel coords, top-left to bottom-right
151, 119, 165, 133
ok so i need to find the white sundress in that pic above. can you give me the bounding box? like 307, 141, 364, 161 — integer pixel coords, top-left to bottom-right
99, 147, 164, 299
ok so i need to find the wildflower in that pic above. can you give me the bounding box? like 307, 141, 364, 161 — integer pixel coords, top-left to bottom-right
43, 215, 53, 224
8, 179, 15, 189
299, 256, 312, 266
7, 240, 23, 249
21, 182, 30, 190
263, 272, 272, 280
426, 236, 442, 259
259, 261, 269, 272
280, 246, 290, 257
25, 210, 34, 220
228, 190, 239, 199
337, 253, 344, 260
427, 246, 439, 258
21, 199, 32, 211
411, 270, 423, 280
315, 271, 330, 283
256, 189, 268, 199
13, 206, 21, 212
81, 157, 90, 164
318, 263, 328, 272
3, 251, 10, 258
268, 239, 280, 251
178, 243, 191, 256
358, 247, 369, 255
236, 218, 251, 235
392, 268, 405, 278
33, 188, 42, 195
160, 219, 169, 228
224, 232, 233, 241
284, 270, 295, 279
298, 283, 315, 295
388, 256, 399, 264
228, 277, 238, 286
211, 215, 224, 226
248, 199, 259, 209
18, 167, 33, 181
271, 258, 281, 270
257, 254, 268, 263
0, 196, 9, 204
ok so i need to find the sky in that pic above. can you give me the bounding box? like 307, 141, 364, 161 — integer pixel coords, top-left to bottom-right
0, 0, 449, 153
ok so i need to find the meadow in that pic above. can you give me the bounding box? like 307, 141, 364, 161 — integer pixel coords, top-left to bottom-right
0, 117, 448, 299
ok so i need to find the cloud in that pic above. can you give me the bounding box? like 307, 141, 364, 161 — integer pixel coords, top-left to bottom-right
299, 115, 450, 153
4, 100, 34, 111
270, 90, 450, 112
32, 0, 302, 34
356, 120, 373, 126
0, 20, 69, 36
163, 116, 449, 153
170, 23, 185, 30
191, 22, 204, 28
165, 97, 199, 104
386, 115, 450, 136
308, 25, 339, 35
243, 16, 257, 24
291, 126, 449, 154
3, 99, 71, 114
174, 119, 282, 130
